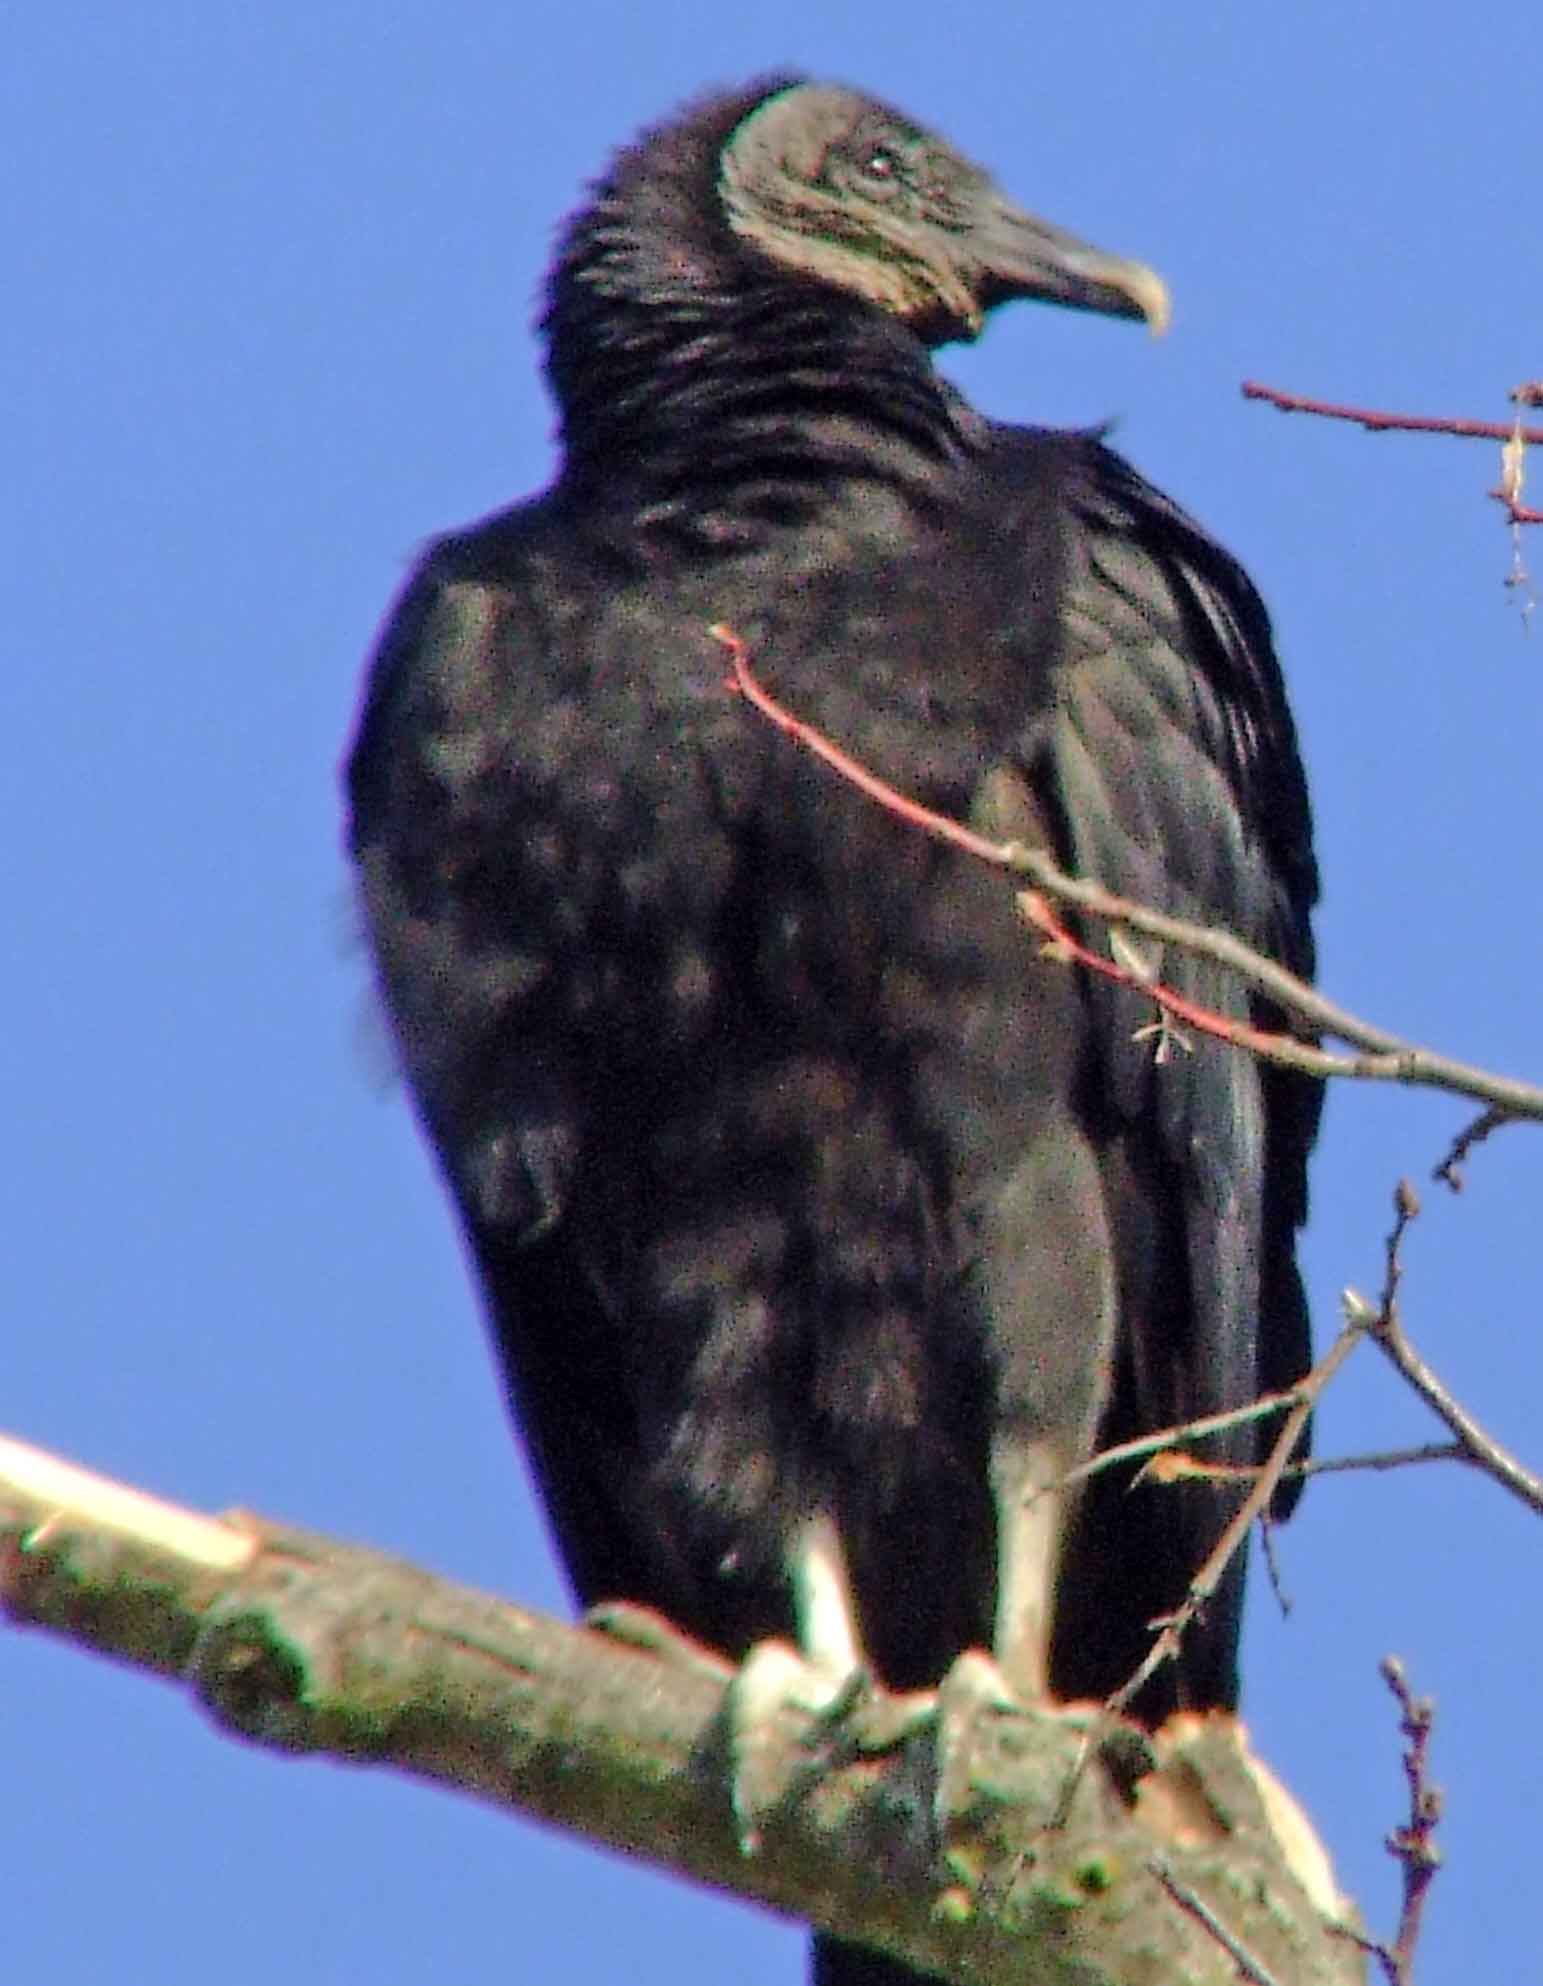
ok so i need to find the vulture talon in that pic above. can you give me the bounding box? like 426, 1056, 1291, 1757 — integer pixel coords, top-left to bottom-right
725, 1640, 866, 1854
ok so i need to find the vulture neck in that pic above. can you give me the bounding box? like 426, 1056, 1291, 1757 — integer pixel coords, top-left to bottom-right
545, 111, 973, 508
551, 278, 970, 502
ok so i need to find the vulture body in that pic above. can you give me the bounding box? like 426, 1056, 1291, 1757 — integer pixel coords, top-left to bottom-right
346, 76, 1319, 1986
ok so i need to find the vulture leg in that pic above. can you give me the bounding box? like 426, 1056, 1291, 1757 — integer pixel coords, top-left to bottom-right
727, 1513, 931, 1849
990, 1434, 1078, 1703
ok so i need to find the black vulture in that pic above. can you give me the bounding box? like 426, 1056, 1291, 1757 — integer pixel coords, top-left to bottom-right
345, 75, 1319, 1986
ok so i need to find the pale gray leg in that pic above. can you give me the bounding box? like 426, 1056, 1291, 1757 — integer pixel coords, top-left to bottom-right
726, 1510, 868, 1849
727, 1511, 939, 1848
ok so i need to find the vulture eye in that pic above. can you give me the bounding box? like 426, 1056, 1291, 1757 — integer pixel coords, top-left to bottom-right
860, 144, 906, 190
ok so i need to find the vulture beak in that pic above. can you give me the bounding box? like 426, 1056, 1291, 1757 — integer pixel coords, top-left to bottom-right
975, 195, 1171, 334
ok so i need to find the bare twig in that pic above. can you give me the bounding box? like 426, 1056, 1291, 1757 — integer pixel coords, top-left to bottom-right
1244, 370, 1539, 650
1383, 1178, 1419, 1313
1050, 1388, 1299, 1498
1245, 369, 1541, 652
1148, 1856, 1284, 1986
715, 626, 1543, 1124
1367, 1657, 1443, 1986
1057, 1387, 1467, 1498
1291, 1443, 1464, 1480
1258, 1515, 1292, 1617
1103, 1317, 1365, 1721
1341, 1181, 1543, 1517
1492, 489, 1543, 527
1364, 1300, 1543, 1517
1103, 1184, 1418, 1716
1241, 380, 1543, 447
1433, 1107, 1509, 1192
1020, 887, 1330, 1080
1137, 1440, 1467, 1487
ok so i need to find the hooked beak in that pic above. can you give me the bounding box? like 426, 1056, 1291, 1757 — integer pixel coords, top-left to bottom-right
973, 195, 1170, 335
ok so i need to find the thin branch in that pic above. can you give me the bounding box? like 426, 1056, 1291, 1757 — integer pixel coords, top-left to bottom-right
1049, 1387, 1300, 1498
712, 620, 1534, 1974
1148, 1857, 1284, 1986
1036, 1372, 1470, 1503
1336, 1179, 1543, 1517
720, 624, 1543, 1590
1258, 1515, 1292, 1618
1102, 1316, 1364, 1721
1432, 1107, 1509, 1193
1103, 1185, 1416, 1720
1383, 1178, 1419, 1315
1363, 1294, 1543, 1518
1493, 489, 1543, 527
1021, 888, 1331, 1080
1369, 1657, 1443, 1986
1241, 380, 1543, 446
1136, 1441, 1468, 1487
1075, 1169, 1540, 1521
1294, 1443, 1464, 1480
0, 1433, 1361, 1986
715, 627, 1543, 1124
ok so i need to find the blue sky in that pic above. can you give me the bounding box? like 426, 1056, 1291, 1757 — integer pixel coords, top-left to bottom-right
8, 6, 1543, 1982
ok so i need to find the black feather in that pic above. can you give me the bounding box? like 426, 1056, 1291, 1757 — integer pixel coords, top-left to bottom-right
346, 75, 1319, 1986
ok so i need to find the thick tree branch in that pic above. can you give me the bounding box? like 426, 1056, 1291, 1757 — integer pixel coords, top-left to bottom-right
1, 1434, 1360, 1986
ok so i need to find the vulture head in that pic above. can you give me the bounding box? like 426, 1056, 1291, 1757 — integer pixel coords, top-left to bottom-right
544, 77, 1169, 439
716, 81, 1169, 345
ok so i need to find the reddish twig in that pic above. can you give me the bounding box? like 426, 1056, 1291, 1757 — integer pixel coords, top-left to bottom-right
1494, 493, 1543, 526
719, 624, 1543, 1614
1245, 379, 1542, 538
1242, 380, 1543, 447
715, 621, 1023, 870
1370, 1656, 1443, 1986
1050, 1382, 1470, 1501
1020, 887, 1293, 1061
1050, 1389, 1299, 1497
715, 620, 1311, 1072
1135, 1439, 1467, 1488
714, 623, 1543, 1123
